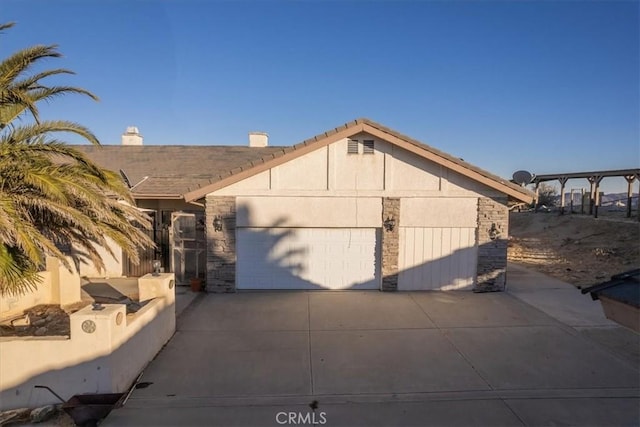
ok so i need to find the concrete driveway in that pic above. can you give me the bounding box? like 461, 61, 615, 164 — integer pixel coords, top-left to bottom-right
106, 266, 640, 426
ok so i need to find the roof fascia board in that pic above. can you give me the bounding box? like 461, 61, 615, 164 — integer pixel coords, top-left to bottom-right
133, 194, 184, 200
184, 119, 533, 204
184, 123, 365, 201
361, 123, 533, 204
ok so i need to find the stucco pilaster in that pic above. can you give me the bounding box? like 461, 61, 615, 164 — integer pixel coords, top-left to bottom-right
205, 195, 236, 292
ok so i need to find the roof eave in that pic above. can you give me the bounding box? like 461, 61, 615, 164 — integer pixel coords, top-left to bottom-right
359, 122, 534, 204
184, 118, 535, 204
184, 120, 366, 201
132, 194, 185, 200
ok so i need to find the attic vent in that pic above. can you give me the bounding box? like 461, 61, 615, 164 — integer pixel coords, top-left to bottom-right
347, 139, 359, 154
363, 140, 374, 154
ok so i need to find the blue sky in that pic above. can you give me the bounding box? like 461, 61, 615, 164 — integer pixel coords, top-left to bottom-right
3, 0, 639, 193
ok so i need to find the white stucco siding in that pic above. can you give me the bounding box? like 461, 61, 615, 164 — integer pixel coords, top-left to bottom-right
207, 132, 503, 200
444, 168, 503, 197
76, 236, 124, 278
400, 198, 478, 228
387, 147, 442, 191
212, 170, 271, 195
272, 147, 327, 190
328, 136, 386, 191
236, 196, 381, 228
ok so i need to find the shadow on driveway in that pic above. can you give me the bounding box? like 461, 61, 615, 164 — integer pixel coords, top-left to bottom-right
105, 269, 640, 427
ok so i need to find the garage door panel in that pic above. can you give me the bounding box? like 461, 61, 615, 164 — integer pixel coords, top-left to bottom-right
237, 228, 380, 290
399, 227, 477, 291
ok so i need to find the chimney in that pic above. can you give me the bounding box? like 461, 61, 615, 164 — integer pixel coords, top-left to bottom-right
122, 126, 143, 145
249, 132, 268, 147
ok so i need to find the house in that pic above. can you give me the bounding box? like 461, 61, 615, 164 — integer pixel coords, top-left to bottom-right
72, 128, 283, 283
77, 119, 533, 291
182, 118, 533, 292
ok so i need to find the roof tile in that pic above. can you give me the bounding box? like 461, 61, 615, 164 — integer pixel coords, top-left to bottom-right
74, 118, 532, 202
71, 145, 283, 197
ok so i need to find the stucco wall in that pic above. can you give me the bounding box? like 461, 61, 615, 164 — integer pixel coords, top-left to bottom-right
211, 133, 501, 198
236, 196, 381, 228
329, 135, 386, 191
235, 196, 479, 229
400, 198, 478, 228
0, 273, 175, 410
0, 257, 82, 320
388, 145, 442, 191
75, 236, 124, 278
272, 148, 328, 190
0, 272, 52, 320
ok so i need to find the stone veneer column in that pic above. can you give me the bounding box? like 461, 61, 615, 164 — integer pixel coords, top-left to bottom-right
475, 197, 509, 292
381, 197, 400, 291
205, 195, 236, 292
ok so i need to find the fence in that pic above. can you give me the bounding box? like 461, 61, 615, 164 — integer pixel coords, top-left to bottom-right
122, 228, 156, 277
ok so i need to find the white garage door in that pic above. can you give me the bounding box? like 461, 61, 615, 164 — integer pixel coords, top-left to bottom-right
398, 227, 477, 291
237, 228, 380, 290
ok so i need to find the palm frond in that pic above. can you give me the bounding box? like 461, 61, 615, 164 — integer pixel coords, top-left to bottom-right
0, 22, 155, 296
0, 244, 42, 296
0, 22, 16, 33
2, 120, 100, 146
1, 85, 99, 126
0, 44, 61, 90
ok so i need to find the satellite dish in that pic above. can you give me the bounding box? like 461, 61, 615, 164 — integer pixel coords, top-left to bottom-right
120, 169, 132, 189
512, 170, 533, 186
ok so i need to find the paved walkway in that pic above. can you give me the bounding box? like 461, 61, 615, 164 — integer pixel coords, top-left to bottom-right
105, 265, 640, 426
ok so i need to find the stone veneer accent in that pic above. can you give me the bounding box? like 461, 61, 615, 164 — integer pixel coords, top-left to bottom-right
475, 197, 509, 292
205, 195, 236, 292
381, 197, 400, 291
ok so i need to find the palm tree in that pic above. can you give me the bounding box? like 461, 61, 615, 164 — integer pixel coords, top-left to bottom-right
0, 22, 154, 296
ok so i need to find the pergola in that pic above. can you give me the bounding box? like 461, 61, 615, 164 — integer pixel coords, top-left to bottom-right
531, 168, 640, 219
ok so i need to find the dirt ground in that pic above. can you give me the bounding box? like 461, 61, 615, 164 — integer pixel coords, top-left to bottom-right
508, 211, 640, 288
0, 302, 88, 338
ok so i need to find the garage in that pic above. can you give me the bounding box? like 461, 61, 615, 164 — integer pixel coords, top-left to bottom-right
398, 227, 477, 291
397, 198, 479, 291
184, 119, 534, 293
237, 228, 380, 290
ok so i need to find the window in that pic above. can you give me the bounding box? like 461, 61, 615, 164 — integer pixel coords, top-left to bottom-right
363, 140, 375, 154
347, 139, 359, 154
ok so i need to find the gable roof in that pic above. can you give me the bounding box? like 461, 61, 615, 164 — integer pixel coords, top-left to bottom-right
71, 145, 283, 199
183, 118, 534, 204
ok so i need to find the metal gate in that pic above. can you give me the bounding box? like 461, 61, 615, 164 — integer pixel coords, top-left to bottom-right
122, 228, 155, 277
170, 211, 206, 285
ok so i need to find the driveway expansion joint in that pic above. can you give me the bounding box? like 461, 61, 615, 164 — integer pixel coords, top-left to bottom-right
123, 387, 640, 409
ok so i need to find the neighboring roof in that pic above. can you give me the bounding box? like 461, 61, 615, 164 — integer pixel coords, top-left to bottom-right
582, 269, 640, 308
183, 118, 535, 203
71, 145, 283, 199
